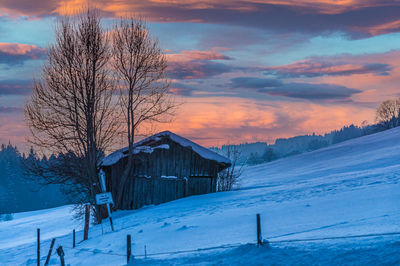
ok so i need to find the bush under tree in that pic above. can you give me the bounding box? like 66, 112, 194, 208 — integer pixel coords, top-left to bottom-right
217, 146, 243, 191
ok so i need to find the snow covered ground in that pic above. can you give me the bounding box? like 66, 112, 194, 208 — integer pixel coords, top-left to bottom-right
1, 127, 400, 265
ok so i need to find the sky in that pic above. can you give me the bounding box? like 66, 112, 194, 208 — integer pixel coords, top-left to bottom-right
1, 0, 400, 150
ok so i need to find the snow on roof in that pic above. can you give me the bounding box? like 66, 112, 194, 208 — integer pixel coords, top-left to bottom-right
150, 131, 231, 164
101, 131, 231, 167
101, 144, 169, 166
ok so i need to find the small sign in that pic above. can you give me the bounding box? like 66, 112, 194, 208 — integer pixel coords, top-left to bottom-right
96, 192, 114, 205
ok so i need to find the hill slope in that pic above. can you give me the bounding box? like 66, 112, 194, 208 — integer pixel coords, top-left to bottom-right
1, 127, 400, 265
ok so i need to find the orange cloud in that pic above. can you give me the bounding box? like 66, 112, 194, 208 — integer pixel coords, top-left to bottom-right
1, 1, 400, 38
55, 0, 90, 15
154, 96, 374, 146
356, 19, 400, 36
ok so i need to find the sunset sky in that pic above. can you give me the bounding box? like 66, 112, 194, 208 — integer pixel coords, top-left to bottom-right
1, 0, 400, 149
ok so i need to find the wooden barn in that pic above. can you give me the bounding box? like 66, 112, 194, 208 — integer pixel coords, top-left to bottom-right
100, 131, 231, 210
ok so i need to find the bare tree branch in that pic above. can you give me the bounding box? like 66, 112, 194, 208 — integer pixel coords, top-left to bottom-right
24, 9, 121, 222
111, 17, 176, 209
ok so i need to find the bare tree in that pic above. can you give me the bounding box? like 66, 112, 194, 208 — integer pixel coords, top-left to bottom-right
376, 98, 400, 129
111, 17, 175, 209
217, 146, 243, 191
24, 10, 119, 221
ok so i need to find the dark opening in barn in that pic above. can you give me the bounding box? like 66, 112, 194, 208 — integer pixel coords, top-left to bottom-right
100, 131, 231, 210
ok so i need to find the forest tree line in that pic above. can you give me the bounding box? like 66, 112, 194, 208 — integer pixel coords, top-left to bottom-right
0, 144, 72, 215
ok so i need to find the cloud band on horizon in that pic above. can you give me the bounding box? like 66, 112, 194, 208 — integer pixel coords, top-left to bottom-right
229, 77, 362, 100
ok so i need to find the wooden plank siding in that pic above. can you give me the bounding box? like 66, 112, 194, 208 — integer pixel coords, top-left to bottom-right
103, 136, 229, 210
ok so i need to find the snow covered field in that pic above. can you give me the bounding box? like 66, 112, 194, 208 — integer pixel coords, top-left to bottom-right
1, 127, 400, 265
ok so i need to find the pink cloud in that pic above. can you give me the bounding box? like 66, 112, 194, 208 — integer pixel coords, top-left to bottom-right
0, 43, 45, 57
166, 50, 232, 62
0, 43, 46, 65
300, 51, 400, 104
167, 50, 233, 79
264, 59, 391, 78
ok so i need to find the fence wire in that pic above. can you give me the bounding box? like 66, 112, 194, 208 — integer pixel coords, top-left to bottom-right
58, 231, 400, 259
63, 246, 126, 257
269, 231, 400, 244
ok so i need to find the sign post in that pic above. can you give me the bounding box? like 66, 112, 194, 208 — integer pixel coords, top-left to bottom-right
97, 170, 114, 231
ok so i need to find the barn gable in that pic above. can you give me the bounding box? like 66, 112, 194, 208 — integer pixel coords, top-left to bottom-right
100, 131, 231, 210
101, 131, 231, 167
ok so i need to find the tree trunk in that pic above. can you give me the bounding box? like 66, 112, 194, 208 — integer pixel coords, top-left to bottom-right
114, 155, 133, 210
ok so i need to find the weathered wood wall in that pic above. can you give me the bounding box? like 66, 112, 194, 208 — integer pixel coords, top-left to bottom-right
104, 137, 226, 210
188, 177, 212, 196
118, 177, 186, 209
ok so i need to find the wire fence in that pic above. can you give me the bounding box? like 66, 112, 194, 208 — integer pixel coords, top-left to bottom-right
63, 245, 126, 257
56, 230, 400, 260
34, 212, 400, 266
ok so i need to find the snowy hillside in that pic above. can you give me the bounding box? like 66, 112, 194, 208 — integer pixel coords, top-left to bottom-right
1, 127, 400, 265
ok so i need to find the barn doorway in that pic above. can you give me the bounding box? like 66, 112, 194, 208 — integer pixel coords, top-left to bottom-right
188, 176, 213, 196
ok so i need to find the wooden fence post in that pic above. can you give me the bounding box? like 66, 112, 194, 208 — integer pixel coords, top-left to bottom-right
84, 204, 90, 241
37, 228, 40, 266
127, 234, 132, 264
73, 229, 75, 248
257, 213, 262, 246
56, 246, 65, 266
44, 238, 55, 266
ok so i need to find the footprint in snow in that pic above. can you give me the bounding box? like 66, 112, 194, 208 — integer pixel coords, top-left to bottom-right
177, 225, 197, 231
161, 222, 170, 228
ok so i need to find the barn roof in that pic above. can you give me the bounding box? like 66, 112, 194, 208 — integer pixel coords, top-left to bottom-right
101, 131, 231, 167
